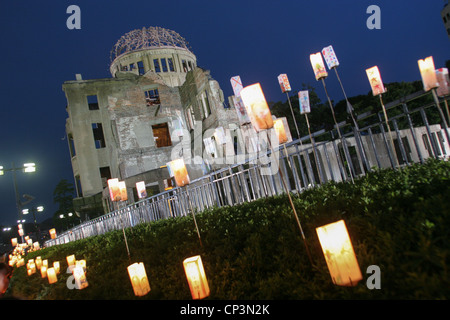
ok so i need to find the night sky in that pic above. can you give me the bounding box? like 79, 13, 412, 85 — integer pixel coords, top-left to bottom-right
0, 0, 448, 227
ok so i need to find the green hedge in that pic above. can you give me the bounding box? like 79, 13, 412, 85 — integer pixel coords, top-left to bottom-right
6, 159, 450, 299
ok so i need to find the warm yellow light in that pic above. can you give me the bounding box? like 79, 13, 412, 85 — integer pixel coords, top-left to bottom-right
366, 66, 386, 96
418, 56, 439, 91
11, 238, 17, 247
33, 241, 40, 250
66, 254, 76, 267
316, 220, 363, 286
53, 261, 60, 274
127, 262, 151, 297
107, 178, 121, 201
72, 266, 89, 289
35, 256, 42, 270
167, 158, 190, 187
273, 119, 288, 144
240, 83, 274, 132
47, 267, 58, 284
183, 255, 210, 300
40, 266, 47, 278
310, 52, 328, 80
49, 228, 57, 239
118, 181, 128, 201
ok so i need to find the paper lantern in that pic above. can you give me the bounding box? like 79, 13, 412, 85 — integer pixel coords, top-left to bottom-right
16, 258, 25, 268
183, 255, 210, 300
41, 266, 47, 278
26, 239, 32, 246
277, 74, 292, 93
35, 256, 42, 270
33, 241, 40, 250
273, 119, 288, 144
366, 66, 386, 96
72, 266, 89, 289
127, 262, 151, 297
418, 56, 439, 92
118, 181, 128, 201
310, 52, 328, 80
298, 90, 311, 114
47, 267, 58, 284
322, 45, 340, 69
11, 238, 17, 247
136, 181, 147, 199
49, 228, 57, 239
27, 266, 35, 276
436, 68, 450, 97
53, 261, 60, 274
240, 83, 274, 132
66, 254, 76, 267
167, 158, 190, 187
18, 228, 24, 236
316, 220, 363, 286
107, 178, 121, 201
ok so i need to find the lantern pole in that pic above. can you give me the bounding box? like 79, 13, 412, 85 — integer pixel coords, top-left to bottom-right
304, 113, 324, 184
378, 94, 399, 168
285, 92, 302, 141
320, 78, 355, 183
115, 201, 131, 263
185, 185, 202, 247
267, 133, 313, 265
431, 89, 450, 145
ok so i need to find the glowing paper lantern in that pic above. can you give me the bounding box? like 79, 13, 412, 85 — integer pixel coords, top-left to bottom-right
240, 83, 274, 132
136, 181, 147, 199
47, 267, 57, 284
53, 261, 60, 274
127, 262, 151, 297
107, 178, 121, 201
277, 74, 292, 93
26, 239, 32, 246
35, 256, 42, 270
33, 241, 40, 250
418, 56, 439, 92
230, 75, 251, 125
366, 66, 386, 96
273, 119, 288, 144
436, 68, 450, 97
66, 254, 76, 267
316, 220, 362, 286
183, 255, 210, 300
310, 52, 328, 80
73, 266, 89, 289
49, 228, 57, 239
167, 159, 190, 187
41, 266, 47, 278
11, 238, 17, 247
118, 181, 128, 201
321, 45, 340, 69
298, 90, 311, 114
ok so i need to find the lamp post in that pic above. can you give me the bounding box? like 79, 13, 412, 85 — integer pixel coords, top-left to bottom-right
22, 205, 44, 241
0, 162, 36, 222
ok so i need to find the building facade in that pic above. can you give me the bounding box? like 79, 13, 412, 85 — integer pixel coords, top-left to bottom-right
442, 2, 450, 39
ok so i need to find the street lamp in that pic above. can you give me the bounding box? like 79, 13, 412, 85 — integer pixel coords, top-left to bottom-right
0, 162, 37, 221
22, 205, 44, 240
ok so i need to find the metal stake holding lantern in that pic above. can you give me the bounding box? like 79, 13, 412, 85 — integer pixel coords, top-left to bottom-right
240, 83, 313, 265
167, 158, 202, 247
277, 74, 302, 141
310, 52, 354, 183
418, 56, 450, 145
365, 66, 399, 168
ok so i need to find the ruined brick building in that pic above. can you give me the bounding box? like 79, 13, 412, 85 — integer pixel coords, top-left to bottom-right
63, 27, 244, 216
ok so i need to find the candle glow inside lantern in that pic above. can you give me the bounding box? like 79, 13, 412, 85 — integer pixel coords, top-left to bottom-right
183, 255, 210, 300
167, 159, 190, 187
277, 74, 291, 93
40, 266, 47, 278
310, 52, 328, 80
49, 228, 57, 239
11, 238, 17, 247
47, 267, 57, 284
240, 83, 274, 132
53, 261, 60, 274
366, 66, 386, 96
127, 262, 151, 297
73, 265, 89, 289
418, 56, 439, 92
316, 220, 362, 286
35, 256, 42, 270
33, 241, 40, 250
273, 119, 288, 144
66, 254, 76, 267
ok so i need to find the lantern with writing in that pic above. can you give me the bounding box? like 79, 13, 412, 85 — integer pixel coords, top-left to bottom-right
183, 255, 210, 300
167, 158, 190, 187
436, 68, 450, 97
73, 265, 89, 289
321, 45, 340, 70
127, 262, 151, 297
277, 74, 292, 93
418, 56, 439, 92
298, 91, 311, 114
310, 52, 328, 80
316, 219, 362, 286
47, 267, 58, 284
49, 228, 57, 239
273, 119, 288, 144
366, 66, 386, 96
107, 178, 121, 201
240, 83, 274, 132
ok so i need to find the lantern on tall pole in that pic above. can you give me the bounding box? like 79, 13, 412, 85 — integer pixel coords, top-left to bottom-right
310, 52, 354, 183
322, 45, 369, 171
365, 65, 399, 168
240, 83, 312, 264
277, 74, 301, 140
418, 56, 450, 145
166, 158, 202, 246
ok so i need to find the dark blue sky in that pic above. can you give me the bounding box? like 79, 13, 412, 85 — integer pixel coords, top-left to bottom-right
0, 0, 449, 227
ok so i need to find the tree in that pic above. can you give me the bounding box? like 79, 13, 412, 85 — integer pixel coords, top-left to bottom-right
52, 179, 76, 231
